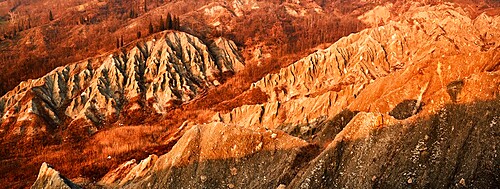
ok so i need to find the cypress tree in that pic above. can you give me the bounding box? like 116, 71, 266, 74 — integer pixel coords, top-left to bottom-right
49, 10, 54, 21
148, 22, 154, 34
174, 16, 180, 30
17, 22, 22, 32
129, 10, 136, 19
159, 16, 165, 31
166, 13, 172, 30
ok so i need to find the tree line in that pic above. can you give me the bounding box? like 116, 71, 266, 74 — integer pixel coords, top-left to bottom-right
117, 13, 181, 48
148, 13, 181, 35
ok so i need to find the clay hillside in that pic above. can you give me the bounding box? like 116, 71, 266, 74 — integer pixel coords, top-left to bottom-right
0, 0, 499, 188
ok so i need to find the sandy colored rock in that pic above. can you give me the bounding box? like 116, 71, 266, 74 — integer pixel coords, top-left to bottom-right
212, 3, 500, 132
31, 163, 80, 189
98, 122, 313, 188
0, 31, 244, 139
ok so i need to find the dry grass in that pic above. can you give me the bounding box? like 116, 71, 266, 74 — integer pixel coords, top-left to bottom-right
87, 126, 165, 157
213, 88, 269, 113
0, 117, 181, 188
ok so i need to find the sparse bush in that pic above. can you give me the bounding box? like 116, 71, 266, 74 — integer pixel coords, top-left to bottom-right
49, 10, 54, 21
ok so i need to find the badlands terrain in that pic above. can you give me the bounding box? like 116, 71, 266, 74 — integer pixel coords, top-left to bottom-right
0, 0, 499, 188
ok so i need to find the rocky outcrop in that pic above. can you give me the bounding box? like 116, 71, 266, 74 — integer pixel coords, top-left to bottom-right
99, 155, 159, 188
98, 122, 315, 188
213, 4, 500, 136
210, 37, 245, 73
288, 98, 500, 188
31, 163, 81, 189
0, 31, 243, 139
358, 4, 392, 27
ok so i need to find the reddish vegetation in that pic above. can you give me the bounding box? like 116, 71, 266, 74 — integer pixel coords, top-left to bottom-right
0, 118, 181, 188
0, 0, 370, 96
187, 54, 306, 110
213, 88, 269, 113
0, 0, 498, 96
0, 0, 184, 96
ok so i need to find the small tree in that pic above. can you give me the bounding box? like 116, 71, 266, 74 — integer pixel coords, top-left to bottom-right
173, 16, 180, 30
137, 31, 142, 39
49, 10, 54, 21
129, 9, 137, 19
159, 16, 165, 31
148, 21, 154, 34
17, 22, 23, 32
166, 13, 172, 30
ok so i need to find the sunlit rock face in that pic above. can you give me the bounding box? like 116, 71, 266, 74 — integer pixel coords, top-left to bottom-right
0, 31, 243, 138
31, 162, 81, 189
213, 4, 500, 133
98, 122, 314, 189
